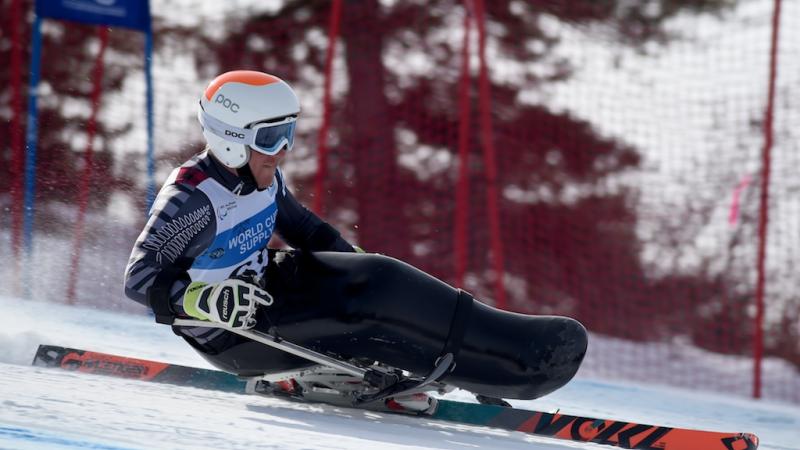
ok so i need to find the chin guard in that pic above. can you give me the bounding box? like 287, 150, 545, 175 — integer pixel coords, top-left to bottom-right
235, 164, 259, 194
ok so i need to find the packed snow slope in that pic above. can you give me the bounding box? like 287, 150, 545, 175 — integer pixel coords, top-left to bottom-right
0, 296, 798, 450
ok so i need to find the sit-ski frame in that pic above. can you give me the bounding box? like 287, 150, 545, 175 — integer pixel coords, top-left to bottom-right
172, 318, 453, 405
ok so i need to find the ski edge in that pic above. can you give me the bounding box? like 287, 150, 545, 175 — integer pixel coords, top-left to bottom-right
31, 344, 759, 450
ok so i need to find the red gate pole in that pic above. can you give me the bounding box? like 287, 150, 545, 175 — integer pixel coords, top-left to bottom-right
9, 0, 26, 295
65, 27, 110, 305
313, 0, 343, 214
453, 2, 473, 288
753, 0, 782, 400
473, 0, 507, 309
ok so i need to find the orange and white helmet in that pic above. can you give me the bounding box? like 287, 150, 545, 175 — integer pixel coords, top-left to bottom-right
198, 70, 300, 168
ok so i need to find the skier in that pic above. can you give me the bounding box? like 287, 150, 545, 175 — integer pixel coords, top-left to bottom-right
123, 70, 432, 410
126, 70, 587, 412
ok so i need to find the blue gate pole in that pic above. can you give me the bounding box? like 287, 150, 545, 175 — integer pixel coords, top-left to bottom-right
144, 30, 156, 211
22, 14, 44, 299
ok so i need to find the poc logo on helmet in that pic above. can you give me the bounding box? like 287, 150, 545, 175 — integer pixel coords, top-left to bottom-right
225, 129, 245, 139
215, 94, 240, 113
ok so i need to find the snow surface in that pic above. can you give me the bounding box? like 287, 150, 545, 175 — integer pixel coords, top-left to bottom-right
0, 296, 798, 450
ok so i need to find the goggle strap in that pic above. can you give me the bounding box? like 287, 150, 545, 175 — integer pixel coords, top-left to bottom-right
198, 110, 255, 145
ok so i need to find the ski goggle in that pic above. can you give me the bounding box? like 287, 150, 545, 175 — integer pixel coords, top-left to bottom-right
199, 108, 296, 155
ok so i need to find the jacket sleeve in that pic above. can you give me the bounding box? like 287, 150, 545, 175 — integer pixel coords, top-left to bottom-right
273, 169, 355, 252
124, 183, 216, 316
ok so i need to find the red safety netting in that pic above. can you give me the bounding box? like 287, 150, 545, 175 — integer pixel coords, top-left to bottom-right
2, 0, 798, 403
303, 0, 800, 402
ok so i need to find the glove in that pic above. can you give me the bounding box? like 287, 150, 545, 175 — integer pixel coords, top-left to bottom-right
182, 279, 273, 330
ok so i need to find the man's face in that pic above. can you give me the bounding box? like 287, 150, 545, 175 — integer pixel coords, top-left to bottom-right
248, 147, 287, 189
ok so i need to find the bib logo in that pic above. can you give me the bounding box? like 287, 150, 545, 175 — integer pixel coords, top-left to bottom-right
215, 94, 240, 113
227, 210, 278, 254
209, 248, 225, 259
218, 201, 237, 220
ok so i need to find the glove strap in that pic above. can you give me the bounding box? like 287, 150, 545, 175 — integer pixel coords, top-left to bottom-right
182, 282, 213, 321
438, 289, 474, 376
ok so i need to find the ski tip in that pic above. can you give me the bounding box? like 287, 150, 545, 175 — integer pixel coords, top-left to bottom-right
659, 428, 759, 450
32, 344, 63, 367
735, 432, 760, 450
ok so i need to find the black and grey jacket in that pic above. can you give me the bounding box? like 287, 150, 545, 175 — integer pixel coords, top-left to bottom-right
124, 151, 353, 343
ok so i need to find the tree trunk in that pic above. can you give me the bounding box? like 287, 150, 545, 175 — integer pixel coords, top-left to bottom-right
340, 0, 409, 259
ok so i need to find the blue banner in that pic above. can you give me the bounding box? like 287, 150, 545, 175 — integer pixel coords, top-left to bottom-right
36, 0, 151, 31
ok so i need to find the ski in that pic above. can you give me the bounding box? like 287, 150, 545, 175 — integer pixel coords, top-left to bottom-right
32, 345, 759, 450
433, 401, 758, 450
31, 344, 247, 392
